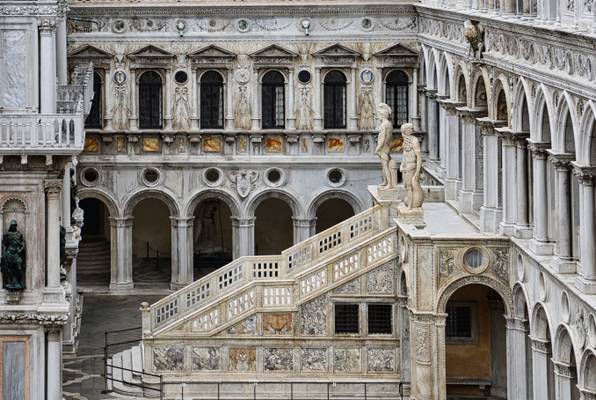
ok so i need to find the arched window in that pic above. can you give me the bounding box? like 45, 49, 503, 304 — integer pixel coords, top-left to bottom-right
385, 70, 409, 128
139, 71, 163, 129
261, 71, 285, 129
324, 70, 347, 129
200, 71, 224, 129
86, 71, 103, 129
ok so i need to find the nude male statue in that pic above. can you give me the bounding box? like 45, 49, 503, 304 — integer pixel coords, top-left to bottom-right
400, 123, 424, 209
375, 103, 398, 190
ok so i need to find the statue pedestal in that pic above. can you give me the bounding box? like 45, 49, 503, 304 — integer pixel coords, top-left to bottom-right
397, 206, 426, 229
377, 187, 399, 201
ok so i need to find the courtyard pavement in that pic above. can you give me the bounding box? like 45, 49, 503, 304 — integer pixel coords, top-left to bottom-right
63, 294, 163, 400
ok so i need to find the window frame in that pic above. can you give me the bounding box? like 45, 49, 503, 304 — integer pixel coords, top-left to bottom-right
323, 70, 347, 130
334, 302, 360, 335
367, 303, 393, 335
261, 70, 286, 129
385, 70, 410, 129
445, 302, 477, 344
200, 70, 225, 130
138, 70, 164, 130
85, 70, 104, 129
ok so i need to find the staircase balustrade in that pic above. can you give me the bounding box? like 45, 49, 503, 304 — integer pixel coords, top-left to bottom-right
146, 205, 393, 335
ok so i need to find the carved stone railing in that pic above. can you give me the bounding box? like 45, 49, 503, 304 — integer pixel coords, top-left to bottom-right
0, 114, 85, 153
145, 205, 387, 333
144, 225, 397, 338
57, 63, 94, 116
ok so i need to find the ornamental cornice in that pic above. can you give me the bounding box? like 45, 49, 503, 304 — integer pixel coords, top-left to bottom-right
69, 4, 417, 17
572, 164, 596, 185
0, 312, 68, 326
547, 151, 575, 170
0, 5, 60, 17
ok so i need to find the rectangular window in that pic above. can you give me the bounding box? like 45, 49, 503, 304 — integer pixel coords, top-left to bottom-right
201, 84, 224, 129
335, 303, 359, 334
368, 303, 393, 334
446, 305, 473, 340
324, 85, 346, 129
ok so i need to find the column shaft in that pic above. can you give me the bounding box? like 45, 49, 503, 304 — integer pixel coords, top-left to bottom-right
576, 168, 596, 293
232, 218, 255, 258
47, 330, 62, 400
427, 98, 439, 160
56, 17, 68, 85
39, 21, 57, 114
46, 181, 62, 288
110, 217, 133, 291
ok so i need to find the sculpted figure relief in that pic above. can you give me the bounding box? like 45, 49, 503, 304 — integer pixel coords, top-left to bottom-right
111, 84, 131, 130
234, 85, 251, 130
400, 123, 424, 209
375, 103, 398, 190
295, 86, 313, 130
358, 86, 375, 130
173, 86, 191, 130
1, 220, 26, 291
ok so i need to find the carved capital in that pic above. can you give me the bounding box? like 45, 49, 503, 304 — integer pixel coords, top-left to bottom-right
527, 142, 549, 159
38, 19, 57, 34
573, 165, 596, 186
44, 179, 62, 196
553, 361, 575, 378
530, 337, 551, 354
547, 152, 574, 171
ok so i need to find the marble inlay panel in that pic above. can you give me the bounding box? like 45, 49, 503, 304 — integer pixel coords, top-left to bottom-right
228, 348, 256, 372
367, 348, 396, 373
263, 348, 294, 372
334, 278, 360, 294
300, 296, 326, 336
263, 313, 293, 335
153, 346, 184, 372
192, 347, 221, 371
0, 30, 26, 108
227, 315, 256, 335
334, 348, 361, 373
301, 348, 328, 372
367, 262, 394, 294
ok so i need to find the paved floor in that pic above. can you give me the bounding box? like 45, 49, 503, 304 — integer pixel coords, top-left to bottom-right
63, 294, 162, 400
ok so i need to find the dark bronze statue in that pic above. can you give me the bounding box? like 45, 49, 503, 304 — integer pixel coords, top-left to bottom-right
1, 220, 26, 291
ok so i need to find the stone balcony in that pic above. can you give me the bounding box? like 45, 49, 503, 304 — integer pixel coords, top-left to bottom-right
0, 64, 93, 157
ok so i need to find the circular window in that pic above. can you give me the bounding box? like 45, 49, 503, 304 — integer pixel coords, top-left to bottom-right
462, 247, 488, 273
174, 70, 188, 84
81, 167, 99, 186
142, 168, 160, 186
327, 168, 345, 187
203, 168, 223, 187
264, 168, 285, 187
298, 70, 312, 84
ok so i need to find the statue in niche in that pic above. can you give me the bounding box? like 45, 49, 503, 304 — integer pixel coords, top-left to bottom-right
234, 85, 251, 130
358, 86, 375, 130
375, 103, 398, 190
1, 220, 26, 291
400, 122, 424, 209
111, 84, 130, 130
173, 86, 191, 130
295, 86, 313, 130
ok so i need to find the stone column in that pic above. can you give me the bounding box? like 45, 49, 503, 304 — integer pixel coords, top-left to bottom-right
171, 217, 193, 290
553, 361, 576, 400
226, 68, 235, 130
444, 104, 461, 201
427, 92, 439, 161
514, 134, 531, 237
499, 131, 517, 235
45, 180, 62, 290
293, 218, 314, 244
528, 141, 553, 255
39, 20, 57, 114
47, 328, 63, 400
251, 68, 260, 130
506, 318, 530, 400
348, 67, 358, 130
164, 69, 173, 130
190, 68, 199, 130
549, 153, 576, 273
56, 16, 68, 85
398, 297, 411, 382
110, 217, 134, 291
287, 68, 296, 130
574, 166, 596, 294
438, 101, 448, 174
411, 69, 421, 131
129, 69, 138, 130
458, 111, 483, 214
62, 163, 72, 228
410, 313, 438, 400
418, 85, 428, 134
232, 217, 255, 258
313, 67, 322, 130
480, 122, 502, 233
531, 338, 554, 400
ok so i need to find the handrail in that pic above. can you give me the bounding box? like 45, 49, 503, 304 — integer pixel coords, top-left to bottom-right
146, 205, 387, 333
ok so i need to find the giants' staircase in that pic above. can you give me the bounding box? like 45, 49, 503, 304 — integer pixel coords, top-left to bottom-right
106, 204, 398, 397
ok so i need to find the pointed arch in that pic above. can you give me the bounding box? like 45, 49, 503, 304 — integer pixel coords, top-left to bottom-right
579, 100, 596, 165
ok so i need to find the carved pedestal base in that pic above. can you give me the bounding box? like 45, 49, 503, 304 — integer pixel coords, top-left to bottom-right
377, 187, 399, 201
397, 206, 426, 228
6, 290, 22, 305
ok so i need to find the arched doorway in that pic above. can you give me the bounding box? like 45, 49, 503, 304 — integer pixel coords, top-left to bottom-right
193, 199, 233, 278
254, 198, 293, 255
444, 284, 507, 399
554, 327, 581, 400
78, 198, 110, 286
131, 198, 171, 287
532, 305, 556, 400
512, 285, 533, 399
315, 198, 355, 233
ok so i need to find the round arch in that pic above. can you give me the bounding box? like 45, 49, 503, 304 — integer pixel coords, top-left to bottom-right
198, 69, 226, 83
553, 324, 579, 365
259, 69, 288, 83
492, 75, 512, 124
512, 282, 531, 320
579, 349, 596, 391
436, 276, 513, 317
184, 188, 242, 219
77, 187, 121, 218
453, 63, 469, 104
123, 188, 181, 217
470, 69, 490, 110
531, 302, 555, 340
306, 189, 363, 219
245, 188, 303, 219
